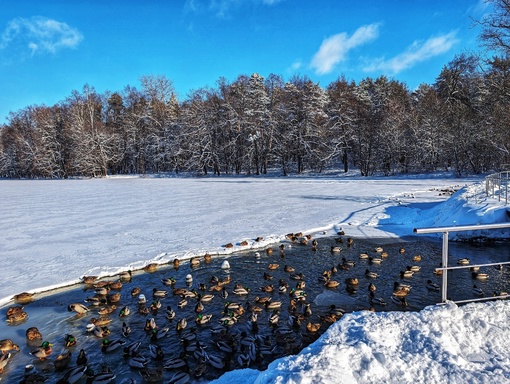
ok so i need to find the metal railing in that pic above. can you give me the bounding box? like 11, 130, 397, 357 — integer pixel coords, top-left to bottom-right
414, 223, 510, 304
486, 171, 510, 204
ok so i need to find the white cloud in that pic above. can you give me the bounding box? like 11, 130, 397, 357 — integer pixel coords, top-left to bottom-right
0, 16, 83, 55
364, 31, 459, 74
310, 24, 380, 75
290, 60, 302, 71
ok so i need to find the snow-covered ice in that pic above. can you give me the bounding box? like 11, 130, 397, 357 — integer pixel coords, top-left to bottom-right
2, 173, 510, 383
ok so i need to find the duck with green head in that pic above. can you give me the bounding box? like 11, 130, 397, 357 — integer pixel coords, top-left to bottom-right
30, 341, 53, 361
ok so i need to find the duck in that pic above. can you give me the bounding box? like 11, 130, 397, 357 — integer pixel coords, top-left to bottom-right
118, 270, 132, 281
368, 283, 377, 292
303, 303, 312, 316
369, 257, 382, 264
457, 258, 470, 265
13, 292, 35, 304
342, 257, 356, 267
369, 291, 387, 306
329, 305, 345, 317
284, 265, 295, 273
407, 265, 421, 273
162, 276, 177, 286
399, 247, 406, 254
123, 341, 141, 357
413, 255, 422, 262
204, 253, 212, 263
98, 305, 116, 315
199, 293, 214, 303
392, 295, 409, 306
260, 284, 274, 293
152, 288, 167, 298
190, 258, 200, 268
60, 365, 88, 383
64, 334, 77, 347
107, 293, 121, 303
290, 272, 305, 281
30, 341, 53, 360
173, 259, 180, 268
26, 327, 43, 342
347, 238, 354, 246
265, 301, 282, 310
168, 371, 190, 384
268, 263, 279, 270
68, 303, 89, 315
0, 339, 20, 354
176, 318, 188, 331
195, 314, 213, 325
331, 246, 342, 253
89, 317, 112, 328
82, 276, 98, 284
472, 284, 484, 296
143, 263, 159, 273
494, 291, 509, 297
165, 306, 176, 320
359, 253, 369, 259
144, 318, 157, 331
194, 301, 204, 313
131, 287, 141, 296
129, 355, 148, 369
306, 322, 321, 332
233, 287, 250, 295
119, 305, 130, 317
324, 279, 340, 288
54, 351, 72, 371
76, 349, 88, 366
472, 271, 489, 280
101, 338, 126, 353
426, 279, 440, 291
122, 322, 132, 337
345, 277, 359, 285
399, 270, 414, 278
109, 280, 123, 290
365, 269, 379, 279
6, 309, 28, 323
177, 298, 188, 308
150, 299, 162, 312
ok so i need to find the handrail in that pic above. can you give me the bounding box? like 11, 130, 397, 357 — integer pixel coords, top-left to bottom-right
414, 223, 510, 304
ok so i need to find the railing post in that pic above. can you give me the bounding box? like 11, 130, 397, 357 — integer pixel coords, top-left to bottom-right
441, 231, 449, 303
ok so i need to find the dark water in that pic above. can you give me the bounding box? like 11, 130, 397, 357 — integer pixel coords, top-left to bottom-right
1, 236, 510, 383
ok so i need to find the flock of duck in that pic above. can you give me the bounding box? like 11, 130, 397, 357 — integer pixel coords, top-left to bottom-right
0, 232, 507, 383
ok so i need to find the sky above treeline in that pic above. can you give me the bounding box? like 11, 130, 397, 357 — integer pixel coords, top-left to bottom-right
0, 0, 489, 124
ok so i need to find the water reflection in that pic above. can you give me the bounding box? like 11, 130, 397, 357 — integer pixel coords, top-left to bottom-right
1, 236, 510, 383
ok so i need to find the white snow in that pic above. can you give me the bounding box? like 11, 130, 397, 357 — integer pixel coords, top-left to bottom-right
2, 173, 510, 383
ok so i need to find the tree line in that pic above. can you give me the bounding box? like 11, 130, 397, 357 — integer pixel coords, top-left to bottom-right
1, 2, 510, 178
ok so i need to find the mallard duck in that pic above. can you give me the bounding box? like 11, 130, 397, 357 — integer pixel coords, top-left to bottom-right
413, 255, 422, 262
89, 317, 112, 327
118, 305, 130, 317
399, 270, 414, 278
6, 309, 28, 323
118, 270, 132, 281
107, 293, 121, 303
407, 265, 421, 273
426, 280, 440, 291
143, 263, 159, 273
369, 257, 382, 264
0, 352, 12, 373
195, 314, 213, 325
121, 322, 131, 338
369, 291, 387, 306
265, 301, 282, 310
61, 365, 88, 383
494, 291, 509, 297
194, 300, 204, 313
284, 265, 295, 273
331, 246, 342, 253
399, 247, 406, 254
290, 272, 305, 280
457, 258, 470, 265
98, 305, 116, 316
82, 276, 99, 284
347, 238, 354, 245
30, 341, 53, 360
469, 266, 481, 272
26, 327, 43, 342
254, 296, 272, 304
165, 306, 176, 320
269, 310, 279, 326
374, 246, 384, 253
392, 295, 408, 306
152, 288, 167, 298
129, 355, 148, 369
303, 303, 312, 316
54, 351, 72, 371
472, 271, 489, 280
176, 318, 187, 331
0, 339, 19, 354
151, 299, 162, 312
123, 341, 141, 357
6, 305, 24, 317
109, 280, 123, 290
368, 283, 377, 292
168, 371, 189, 384
177, 298, 188, 308
173, 258, 180, 268
199, 293, 214, 303
88, 371, 117, 383
94, 286, 110, 296
330, 305, 345, 317
260, 284, 274, 293
342, 257, 356, 267
76, 348, 88, 366
268, 263, 279, 270
65, 334, 77, 347
190, 257, 200, 268
131, 287, 141, 296
472, 284, 484, 296
324, 279, 340, 288
233, 287, 250, 295
68, 303, 89, 315
161, 277, 177, 286
13, 292, 34, 304
345, 277, 359, 285
101, 338, 126, 353
306, 322, 321, 332
359, 253, 369, 259
144, 317, 157, 332
365, 269, 379, 279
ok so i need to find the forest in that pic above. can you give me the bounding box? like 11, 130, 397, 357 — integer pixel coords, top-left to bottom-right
1, 2, 510, 179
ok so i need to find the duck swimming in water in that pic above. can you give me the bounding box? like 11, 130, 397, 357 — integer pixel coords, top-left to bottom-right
30, 341, 53, 361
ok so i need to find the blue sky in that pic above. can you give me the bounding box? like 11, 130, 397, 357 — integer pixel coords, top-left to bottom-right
0, 0, 489, 124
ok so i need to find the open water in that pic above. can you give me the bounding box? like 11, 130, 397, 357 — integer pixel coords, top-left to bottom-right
1, 236, 510, 383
